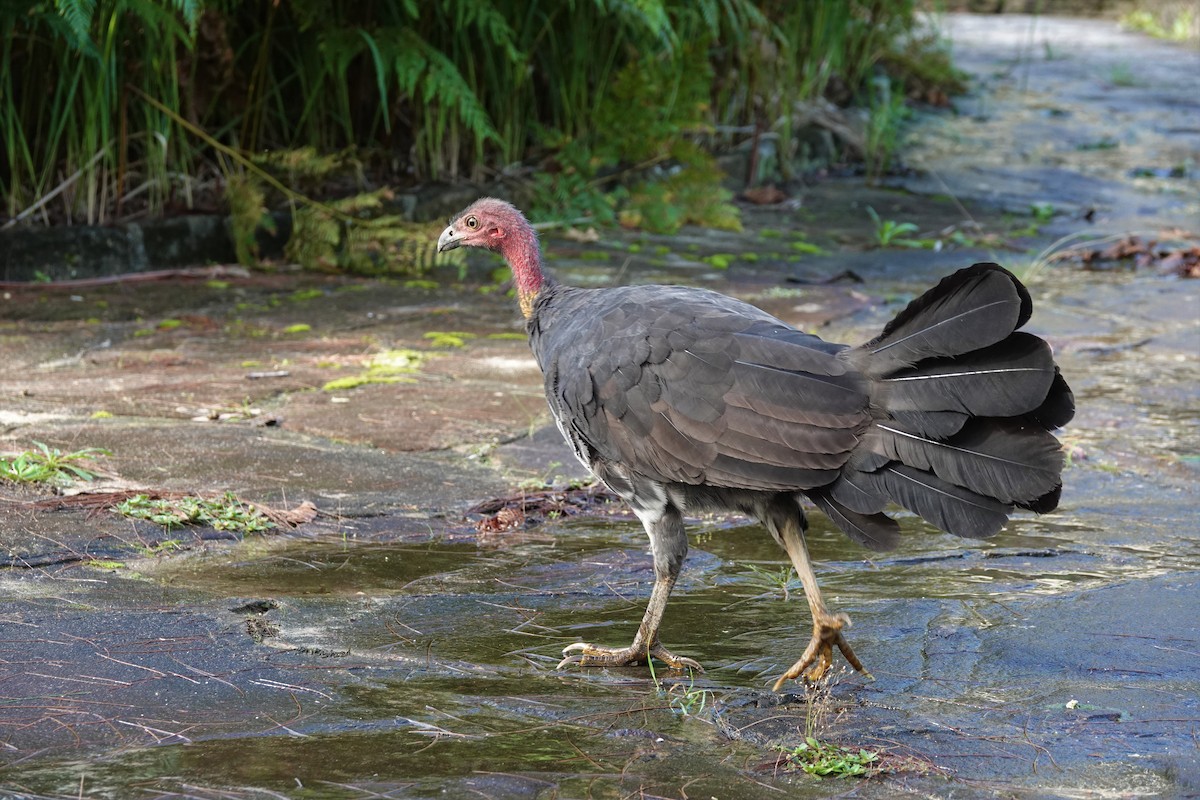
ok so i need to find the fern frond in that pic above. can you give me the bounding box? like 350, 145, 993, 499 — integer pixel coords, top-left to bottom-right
601, 0, 675, 49
168, 0, 201, 36
441, 0, 521, 62
53, 0, 95, 52
395, 28, 497, 145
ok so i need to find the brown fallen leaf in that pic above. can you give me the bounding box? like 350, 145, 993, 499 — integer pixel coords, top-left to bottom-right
741, 185, 789, 206
476, 506, 525, 534
1051, 233, 1200, 278
261, 499, 318, 528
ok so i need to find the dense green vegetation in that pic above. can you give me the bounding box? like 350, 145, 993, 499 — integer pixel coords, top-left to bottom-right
1, 0, 960, 240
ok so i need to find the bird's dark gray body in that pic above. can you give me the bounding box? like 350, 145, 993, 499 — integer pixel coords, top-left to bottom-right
530, 283, 863, 502
528, 268, 1073, 554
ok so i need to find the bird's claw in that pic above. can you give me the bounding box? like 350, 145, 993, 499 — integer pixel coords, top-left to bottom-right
557, 641, 703, 672
772, 611, 872, 691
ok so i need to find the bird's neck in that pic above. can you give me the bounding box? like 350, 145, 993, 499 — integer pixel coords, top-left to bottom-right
502, 227, 546, 319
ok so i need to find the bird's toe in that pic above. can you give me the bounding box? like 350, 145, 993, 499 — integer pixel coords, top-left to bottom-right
649, 646, 703, 672
556, 641, 702, 672
772, 613, 871, 690
556, 652, 585, 669
557, 642, 638, 668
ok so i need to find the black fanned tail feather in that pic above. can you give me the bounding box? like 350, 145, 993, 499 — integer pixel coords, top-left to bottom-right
824, 263, 1074, 544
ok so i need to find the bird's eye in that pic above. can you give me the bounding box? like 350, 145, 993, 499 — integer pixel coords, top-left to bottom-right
466, 216, 478, 229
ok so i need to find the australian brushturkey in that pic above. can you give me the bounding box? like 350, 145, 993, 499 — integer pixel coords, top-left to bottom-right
438, 197, 1073, 689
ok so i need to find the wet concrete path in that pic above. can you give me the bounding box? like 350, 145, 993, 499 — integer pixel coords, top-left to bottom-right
2, 14, 1199, 800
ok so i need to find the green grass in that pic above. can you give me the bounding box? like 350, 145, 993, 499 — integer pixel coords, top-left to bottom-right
0, 442, 110, 485
646, 656, 711, 718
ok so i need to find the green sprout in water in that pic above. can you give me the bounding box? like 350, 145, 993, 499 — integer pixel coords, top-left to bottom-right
744, 562, 796, 600
0, 442, 110, 485
646, 655, 711, 717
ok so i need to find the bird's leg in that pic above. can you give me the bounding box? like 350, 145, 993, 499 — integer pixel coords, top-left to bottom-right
768, 502, 870, 690
559, 504, 701, 672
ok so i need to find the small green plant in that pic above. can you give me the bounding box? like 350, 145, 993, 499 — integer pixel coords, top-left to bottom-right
0, 442, 110, 485
790, 239, 825, 255
115, 492, 275, 534
777, 737, 880, 778
866, 206, 920, 248
702, 253, 735, 270
744, 563, 796, 600
1108, 63, 1138, 87
647, 655, 711, 717
1030, 202, 1055, 223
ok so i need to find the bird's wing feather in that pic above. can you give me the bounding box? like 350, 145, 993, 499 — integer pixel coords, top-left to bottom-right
532, 286, 868, 492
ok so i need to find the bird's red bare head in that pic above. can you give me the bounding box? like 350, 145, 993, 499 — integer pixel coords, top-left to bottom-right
438, 197, 545, 318
437, 197, 534, 254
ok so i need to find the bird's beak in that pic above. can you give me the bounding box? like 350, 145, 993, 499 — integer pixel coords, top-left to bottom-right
437, 225, 462, 252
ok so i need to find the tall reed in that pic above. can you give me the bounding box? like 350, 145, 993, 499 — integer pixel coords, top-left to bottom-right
2, 0, 200, 225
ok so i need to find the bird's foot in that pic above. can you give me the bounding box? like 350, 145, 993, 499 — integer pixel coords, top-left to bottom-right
558, 641, 703, 672
771, 610, 872, 691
